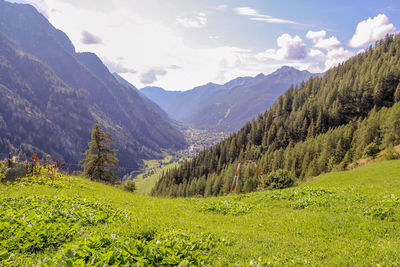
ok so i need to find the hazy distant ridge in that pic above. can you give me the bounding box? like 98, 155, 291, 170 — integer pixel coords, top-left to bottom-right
141, 66, 319, 131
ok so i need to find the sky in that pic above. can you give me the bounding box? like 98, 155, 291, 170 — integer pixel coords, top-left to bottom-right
8, 0, 400, 91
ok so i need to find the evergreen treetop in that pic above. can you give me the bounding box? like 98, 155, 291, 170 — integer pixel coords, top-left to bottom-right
80, 124, 119, 183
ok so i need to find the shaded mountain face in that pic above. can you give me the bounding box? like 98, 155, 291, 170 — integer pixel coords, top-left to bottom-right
0, 0, 186, 171
0, 32, 93, 165
112, 73, 173, 123
140, 86, 182, 111
141, 66, 319, 132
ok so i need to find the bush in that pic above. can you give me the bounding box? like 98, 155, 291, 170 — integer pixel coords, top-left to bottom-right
382, 145, 399, 160
363, 142, 380, 158
0, 161, 7, 181
123, 180, 136, 192
265, 169, 295, 189
3, 167, 26, 183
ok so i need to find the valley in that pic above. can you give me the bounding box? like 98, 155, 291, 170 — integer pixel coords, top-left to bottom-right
129, 127, 228, 194
1, 0, 400, 265
181, 127, 229, 157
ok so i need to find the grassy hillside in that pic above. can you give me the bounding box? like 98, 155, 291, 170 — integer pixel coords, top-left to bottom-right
133, 156, 181, 195
1, 160, 400, 265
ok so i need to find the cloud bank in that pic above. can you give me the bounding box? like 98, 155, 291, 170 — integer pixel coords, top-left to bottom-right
307, 30, 354, 70
349, 14, 395, 47
256, 34, 306, 61
175, 12, 207, 28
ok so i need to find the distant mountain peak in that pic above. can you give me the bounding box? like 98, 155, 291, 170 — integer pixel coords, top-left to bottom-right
274, 65, 302, 73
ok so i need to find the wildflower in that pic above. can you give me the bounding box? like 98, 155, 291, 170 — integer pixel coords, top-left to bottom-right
32, 153, 38, 165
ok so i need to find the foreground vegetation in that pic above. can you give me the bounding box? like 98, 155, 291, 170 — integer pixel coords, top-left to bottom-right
1, 159, 400, 265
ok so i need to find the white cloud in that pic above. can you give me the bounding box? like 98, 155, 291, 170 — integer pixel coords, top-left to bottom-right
307, 30, 354, 70
306, 64, 325, 74
349, 14, 395, 47
104, 58, 136, 74
357, 49, 365, 54
81, 30, 102, 44
277, 34, 306, 59
235, 6, 298, 25
216, 4, 228, 11
235, 7, 259, 16
325, 47, 354, 69
175, 12, 207, 28
306, 30, 326, 43
308, 49, 325, 60
257, 34, 306, 60
250, 17, 297, 24
140, 67, 167, 84
306, 30, 341, 50
314, 36, 342, 50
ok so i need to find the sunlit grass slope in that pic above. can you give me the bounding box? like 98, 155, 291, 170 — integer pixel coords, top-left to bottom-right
1, 160, 400, 266
133, 159, 180, 195
304, 159, 400, 188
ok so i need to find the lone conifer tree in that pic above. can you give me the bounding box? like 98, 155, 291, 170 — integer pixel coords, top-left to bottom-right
80, 124, 119, 183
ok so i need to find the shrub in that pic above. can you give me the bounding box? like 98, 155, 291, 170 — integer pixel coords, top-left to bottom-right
123, 180, 136, 192
363, 142, 380, 158
382, 145, 399, 160
265, 169, 295, 189
0, 160, 8, 181
338, 151, 352, 170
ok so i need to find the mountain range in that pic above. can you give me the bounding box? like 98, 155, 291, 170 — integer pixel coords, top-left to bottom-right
0, 0, 186, 171
141, 66, 320, 132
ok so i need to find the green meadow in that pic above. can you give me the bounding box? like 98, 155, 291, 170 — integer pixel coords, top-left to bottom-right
1, 160, 400, 266
133, 156, 181, 195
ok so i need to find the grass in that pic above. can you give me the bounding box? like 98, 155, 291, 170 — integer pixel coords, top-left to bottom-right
1, 160, 400, 265
304, 159, 400, 188
133, 158, 181, 195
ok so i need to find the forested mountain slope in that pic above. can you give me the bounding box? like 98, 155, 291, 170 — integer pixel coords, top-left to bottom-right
153, 34, 400, 197
0, 0, 186, 170
0, 32, 94, 164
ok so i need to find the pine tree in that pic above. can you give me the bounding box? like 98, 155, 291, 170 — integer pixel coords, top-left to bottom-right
80, 124, 119, 183
394, 83, 400, 102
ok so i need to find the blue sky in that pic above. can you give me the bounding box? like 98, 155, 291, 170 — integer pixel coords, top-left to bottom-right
9, 0, 400, 90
